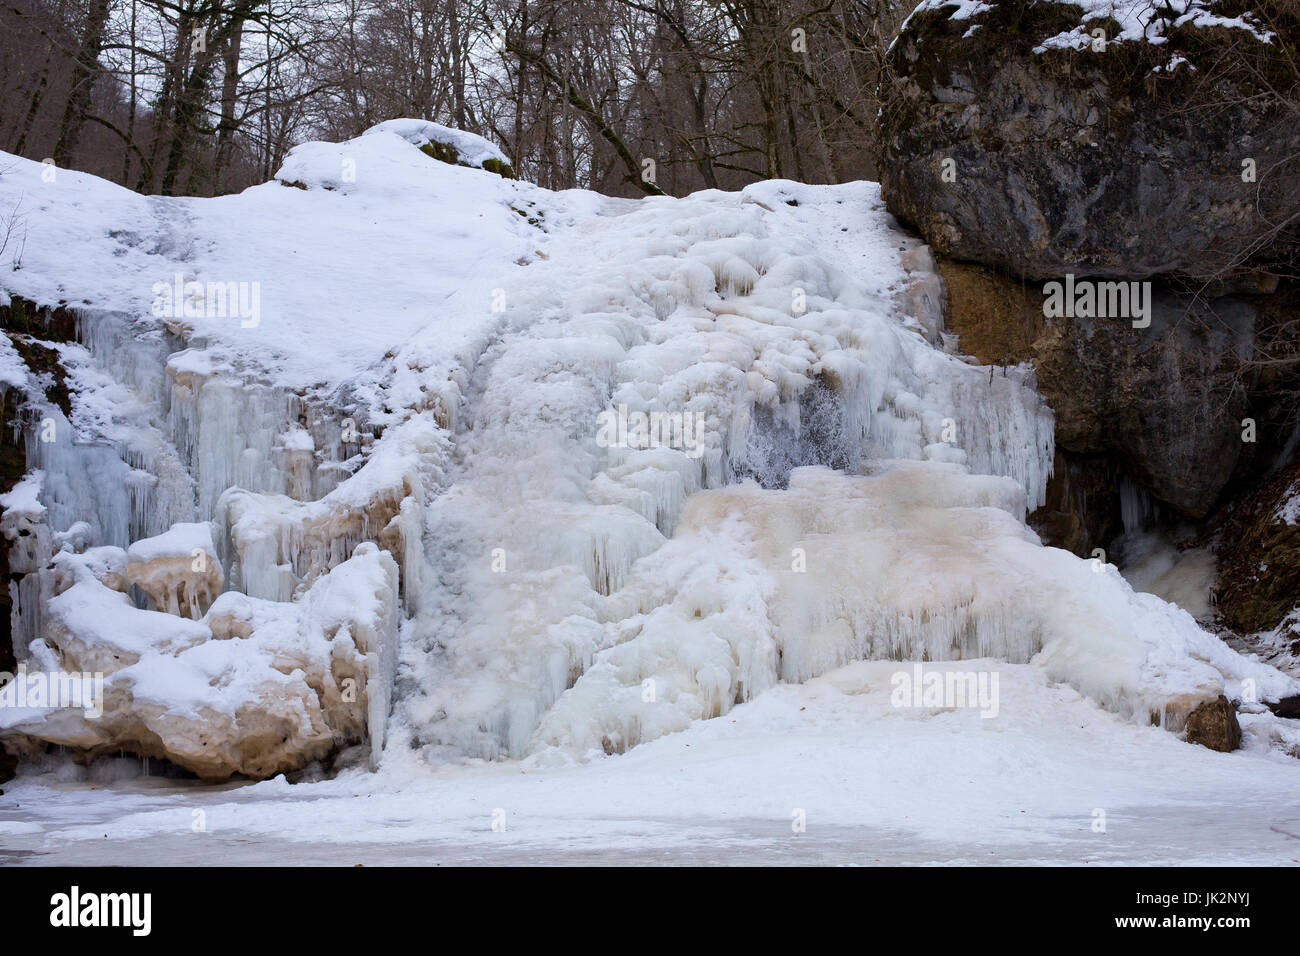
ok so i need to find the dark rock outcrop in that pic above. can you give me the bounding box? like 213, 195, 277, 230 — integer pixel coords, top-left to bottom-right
941, 258, 1258, 521
0, 297, 79, 783
878, 2, 1300, 655
1185, 695, 1243, 751
0, 384, 22, 686
880, 1, 1299, 283
1210, 287, 1300, 635
1029, 448, 1123, 558
1215, 451, 1300, 634
1268, 695, 1300, 718
1032, 293, 1257, 519
0, 358, 27, 786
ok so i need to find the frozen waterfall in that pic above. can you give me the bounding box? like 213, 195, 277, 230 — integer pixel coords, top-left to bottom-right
0, 127, 1293, 781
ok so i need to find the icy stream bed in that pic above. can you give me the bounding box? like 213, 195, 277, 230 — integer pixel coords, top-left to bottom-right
6, 662, 1300, 865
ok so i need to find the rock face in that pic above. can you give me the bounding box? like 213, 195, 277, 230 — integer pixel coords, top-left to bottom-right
935, 259, 1045, 366
941, 258, 1258, 521
885, 3, 1300, 655
1032, 293, 1257, 519
1216, 453, 1300, 635
1029, 449, 1122, 558
879, 0, 1299, 282
1185, 695, 1243, 752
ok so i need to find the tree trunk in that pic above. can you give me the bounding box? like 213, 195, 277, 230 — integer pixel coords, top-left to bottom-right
52, 0, 113, 166
214, 13, 246, 192
12, 47, 54, 157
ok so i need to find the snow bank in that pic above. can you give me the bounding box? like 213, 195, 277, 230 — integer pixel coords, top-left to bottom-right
47, 558, 211, 674
0, 129, 537, 394
0, 471, 45, 519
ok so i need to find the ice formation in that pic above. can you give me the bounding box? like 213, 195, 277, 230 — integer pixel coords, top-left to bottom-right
0, 120, 1294, 779
0, 542, 398, 779
125, 522, 223, 619
534, 464, 1289, 756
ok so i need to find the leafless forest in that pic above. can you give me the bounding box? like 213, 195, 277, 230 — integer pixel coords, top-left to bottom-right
0, 0, 907, 197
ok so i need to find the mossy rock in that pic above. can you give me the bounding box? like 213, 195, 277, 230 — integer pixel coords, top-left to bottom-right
418, 140, 461, 165
1216, 451, 1300, 634
481, 157, 516, 180
0, 295, 76, 341
418, 140, 516, 180
4, 332, 71, 417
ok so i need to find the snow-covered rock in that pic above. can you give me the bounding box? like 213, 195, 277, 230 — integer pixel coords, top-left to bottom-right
125, 522, 223, 619
0, 472, 48, 575
3, 544, 399, 779
362, 119, 515, 178
901, 0, 1276, 50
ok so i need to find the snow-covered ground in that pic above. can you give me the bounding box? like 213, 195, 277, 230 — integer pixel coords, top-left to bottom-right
6, 662, 1300, 865
2, 124, 1298, 864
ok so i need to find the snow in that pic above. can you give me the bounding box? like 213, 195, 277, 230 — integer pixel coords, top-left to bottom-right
125, 522, 222, 619
0, 128, 539, 394
7, 659, 1300, 864
0, 471, 44, 517
6, 542, 401, 778
47, 574, 211, 670
125, 521, 215, 564
1277, 481, 1300, 525
129, 542, 397, 728
921, 0, 991, 19
0, 333, 27, 391
1, 119, 1298, 859
1238, 608, 1300, 679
